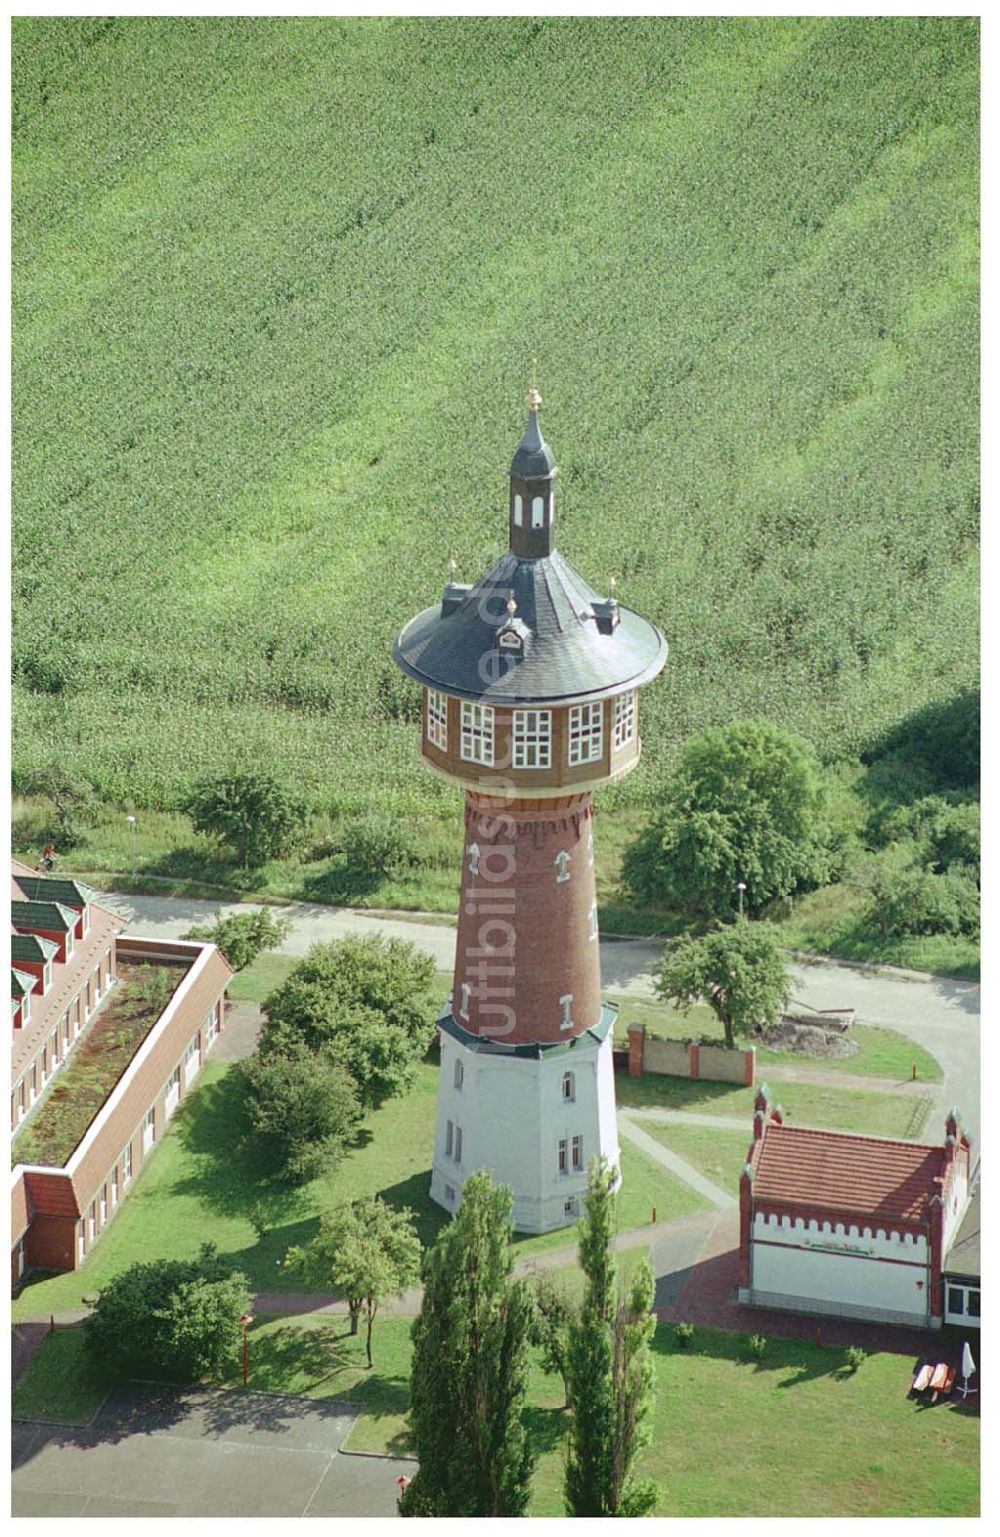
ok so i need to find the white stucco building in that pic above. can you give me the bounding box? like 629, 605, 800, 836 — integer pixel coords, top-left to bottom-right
738, 1088, 971, 1330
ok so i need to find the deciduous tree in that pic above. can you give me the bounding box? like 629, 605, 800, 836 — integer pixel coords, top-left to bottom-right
286, 1197, 421, 1366
657, 920, 791, 1049
239, 1042, 361, 1179
400, 1172, 535, 1517
182, 905, 292, 971
622, 720, 831, 918
564, 1159, 659, 1518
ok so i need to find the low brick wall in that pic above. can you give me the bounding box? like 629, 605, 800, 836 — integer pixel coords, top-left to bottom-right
624, 1024, 754, 1086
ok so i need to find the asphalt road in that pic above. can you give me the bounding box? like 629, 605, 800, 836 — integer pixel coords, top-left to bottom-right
105, 891, 981, 1147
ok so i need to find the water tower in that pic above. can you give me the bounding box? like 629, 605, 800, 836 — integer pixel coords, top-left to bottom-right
394, 390, 667, 1231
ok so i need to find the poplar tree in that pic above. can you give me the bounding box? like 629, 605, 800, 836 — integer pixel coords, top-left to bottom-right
564, 1159, 660, 1518
400, 1172, 535, 1517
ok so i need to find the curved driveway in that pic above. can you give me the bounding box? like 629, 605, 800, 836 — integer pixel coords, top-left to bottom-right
104, 892, 980, 1146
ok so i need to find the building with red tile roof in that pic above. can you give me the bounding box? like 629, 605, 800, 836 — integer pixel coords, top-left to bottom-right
738, 1085, 972, 1330
10, 860, 232, 1287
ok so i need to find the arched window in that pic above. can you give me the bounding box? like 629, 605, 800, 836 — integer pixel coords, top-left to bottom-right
513, 493, 523, 526
531, 495, 545, 528
562, 1070, 575, 1102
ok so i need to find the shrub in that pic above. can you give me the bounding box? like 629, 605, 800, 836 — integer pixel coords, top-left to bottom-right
183, 906, 292, 971
844, 1346, 867, 1374
674, 1322, 694, 1348
260, 934, 436, 1107
239, 1042, 362, 1179
622, 721, 832, 919
867, 866, 979, 939
183, 771, 309, 868
747, 1334, 767, 1359
85, 1245, 250, 1381
339, 814, 419, 878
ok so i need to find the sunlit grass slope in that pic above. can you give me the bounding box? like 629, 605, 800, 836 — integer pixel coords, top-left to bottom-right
13, 16, 978, 812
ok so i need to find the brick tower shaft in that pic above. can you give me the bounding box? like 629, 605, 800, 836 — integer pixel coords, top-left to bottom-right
453, 792, 602, 1046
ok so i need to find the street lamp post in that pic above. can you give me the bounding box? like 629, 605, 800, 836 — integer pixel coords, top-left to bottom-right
737, 881, 747, 917
125, 815, 137, 879
240, 1313, 254, 1386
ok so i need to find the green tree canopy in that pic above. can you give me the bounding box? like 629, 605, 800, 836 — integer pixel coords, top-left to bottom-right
182, 905, 292, 971
657, 920, 791, 1049
564, 1159, 659, 1518
286, 1197, 421, 1366
400, 1172, 535, 1518
85, 1244, 251, 1382
260, 935, 435, 1106
239, 1040, 361, 1179
183, 770, 309, 868
622, 720, 832, 918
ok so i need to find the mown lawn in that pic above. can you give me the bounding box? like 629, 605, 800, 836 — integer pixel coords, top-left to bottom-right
615, 995, 944, 1082
12, 1053, 691, 1318
617, 1071, 932, 1140
11, 1327, 109, 1424
17, 1316, 977, 1516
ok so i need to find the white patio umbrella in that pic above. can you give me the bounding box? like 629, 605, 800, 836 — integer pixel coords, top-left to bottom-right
956, 1340, 977, 1398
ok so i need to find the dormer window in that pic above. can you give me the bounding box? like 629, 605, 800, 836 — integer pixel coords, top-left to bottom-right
496, 627, 524, 655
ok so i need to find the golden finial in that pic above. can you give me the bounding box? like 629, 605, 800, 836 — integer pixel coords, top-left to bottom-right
526, 386, 542, 413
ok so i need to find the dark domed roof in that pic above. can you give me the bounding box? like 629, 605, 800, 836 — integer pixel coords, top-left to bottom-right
394, 549, 667, 706
509, 398, 557, 482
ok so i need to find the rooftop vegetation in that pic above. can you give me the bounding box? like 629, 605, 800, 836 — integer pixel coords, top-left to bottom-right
11, 963, 183, 1169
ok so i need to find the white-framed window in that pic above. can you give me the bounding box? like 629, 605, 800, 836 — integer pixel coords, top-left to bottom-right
16, 1078, 26, 1121
572, 1135, 584, 1172
184, 1034, 201, 1086
206, 1004, 219, 1045
124, 1143, 133, 1184
459, 982, 471, 1021
22, 993, 31, 1025
461, 702, 495, 766
531, 494, 545, 529
111, 1167, 120, 1208
78, 1226, 86, 1262
564, 1197, 578, 1218
142, 1108, 155, 1154
42, 961, 52, 993
99, 1186, 107, 1225
82, 905, 91, 936
165, 1066, 181, 1120
512, 709, 552, 769
454, 1126, 463, 1163
562, 1071, 575, 1103
427, 689, 448, 751
445, 1184, 456, 1204
446, 1119, 454, 1158
88, 1202, 96, 1242
29, 1064, 38, 1104
65, 928, 75, 958
40, 1045, 49, 1084
558, 1138, 568, 1175
613, 691, 636, 750
559, 994, 574, 1032
62, 1014, 71, 1054
568, 702, 604, 765
454, 1057, 464, 1091
554, 850, 571, 883
16, 1237, 26, 1281
50, 1030, 60, 1070
513, 493, 523, 527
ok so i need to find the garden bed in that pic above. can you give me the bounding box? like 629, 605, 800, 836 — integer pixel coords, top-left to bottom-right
11, 962, 186, 1170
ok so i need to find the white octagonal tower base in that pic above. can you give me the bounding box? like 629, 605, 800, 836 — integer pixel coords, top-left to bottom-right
431, 1004, 621, 1233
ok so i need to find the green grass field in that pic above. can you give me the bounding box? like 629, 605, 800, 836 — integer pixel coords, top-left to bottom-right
13, 16, 978, 818
15, 1316, 978, 1516
618, 1072, 931, 1141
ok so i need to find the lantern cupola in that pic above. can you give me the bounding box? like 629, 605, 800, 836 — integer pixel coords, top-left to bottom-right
509, 388, 558, 558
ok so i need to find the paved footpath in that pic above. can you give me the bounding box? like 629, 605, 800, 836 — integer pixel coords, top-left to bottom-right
104, 892, 980, 1144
